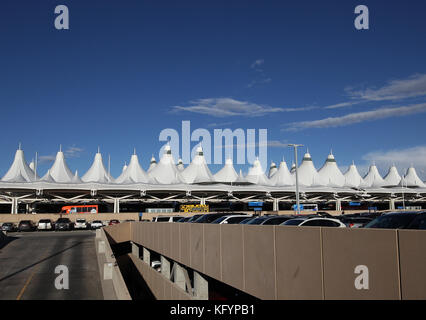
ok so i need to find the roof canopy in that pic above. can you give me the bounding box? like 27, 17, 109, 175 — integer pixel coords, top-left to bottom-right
245, 158, 270, 185
148, 145, 182, 184
213, 158, 238, 183
269, 159, 294, 186
318, 153, 345, 187
115, 152, 152, 184
180, 146, 214, 184
343, 162, 365, 188
363, 164, 385, 188
295, 152, 326, 186
81, 151, 114, 183
2, 148, 38, 182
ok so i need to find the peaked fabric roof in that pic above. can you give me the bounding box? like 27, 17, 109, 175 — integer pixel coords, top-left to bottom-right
176, 158, 185, 171
268, 162, 278, 178
343, 162, 365, 188
180, 146, 214, 184
363, 164, 385, 188
383, 165, 401, 186
2, 148, 39, 182
147, 155, 157, 172
81, 151, 114, 183
295, 152, 326, 186
41, 170, 56, 182
401, 167, 426, 187
213, 158, 238, 183
44, 150, 74, 183
269, 160, 294, 186
71, 170, 83, 183
148, 145, 182, 184
318, 153, 345, 187
245, 158, 271, 185
115, 153, 152, 184
235, 169, 249, 184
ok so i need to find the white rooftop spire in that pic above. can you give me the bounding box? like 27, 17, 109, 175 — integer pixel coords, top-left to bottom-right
180, 144, 214, 184
148, 145, 183, 184
269, 159, 294, 186
81, 150, 114, 183
343, 162, 364, 188
245, 158, 271, 185
42, 149, 74, 183
116, 153, 152, 184
214, 158, 238, 183
400, 166, 425, 187
2, 148, 39, 182
383, 165, 401, 187
295, 151, 326, 186
268, 161, 278, 178
318, 152, 345, 187
363, 163, 385, 188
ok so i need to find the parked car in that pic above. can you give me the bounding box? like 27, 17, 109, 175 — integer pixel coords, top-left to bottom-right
176, 217, 191, 223
18, 220, 36, 232
153, 216, 182, 222
245, 216, 274, 225
186, 214, 204, 223
108, 219, 120, 226
260, 215, 295, 225
406, 213, 426, 230
90, 220, 104, 229
211, 215, 252, 224
55, 218, 74, 231
74, 219, 88, 230
337, 216, 373, 228
281, 217, 346, 227
1, 222, 17, 232
192, 213, 231, 223
239, 217, 257, 224
37, 219, 54, 231
364, 211, 426, 229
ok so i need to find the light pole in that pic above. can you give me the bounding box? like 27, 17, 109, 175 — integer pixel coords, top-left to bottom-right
288, 144, 303, 215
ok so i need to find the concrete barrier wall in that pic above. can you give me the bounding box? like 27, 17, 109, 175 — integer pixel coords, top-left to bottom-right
127, 222, 426, 300
129, 254, 193, 300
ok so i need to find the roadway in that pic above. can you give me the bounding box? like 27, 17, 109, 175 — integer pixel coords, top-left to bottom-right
0, 230, 103, 300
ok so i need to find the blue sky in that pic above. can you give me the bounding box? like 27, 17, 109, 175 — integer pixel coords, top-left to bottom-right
1, 0, 426, 178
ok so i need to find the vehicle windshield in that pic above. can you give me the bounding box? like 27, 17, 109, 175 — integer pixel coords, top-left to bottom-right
156, 217, 171, 222
262, 217, 292, 225
364, 214, 418, 229
247, 217, 269, 225
57, 218, 70, 223
39, 219, 51, 223
76, 219, 86, 223
282, 219, 305, 226
211, 216, 228, 224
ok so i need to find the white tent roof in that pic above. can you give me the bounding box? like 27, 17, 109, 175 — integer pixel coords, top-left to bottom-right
176, 158, 185, 172
115, 152, 152, 184
245, 158, 271, 185
180, 146, 214, 184
268, 162, 278, 178
269, 159, 294, 186
383, 165, 401, 187
235, 169, 248, 184
147, 155, 157, 172
318, 152, 345, 187
44, 149, 74, 183
2, 148, 38, 182
148, 145, 183, 184
363, 164, 385, 188
122, 162, 128, 173
343, 162, 365, 188
295, 151, 325, 187
290, 163, 296, 174
81, 151, 114, 183
213, 158, 238, 183
29, 161, 35, 171
71, 170, 83, 183
401, 167, 425, 187
41, 170, 56, 183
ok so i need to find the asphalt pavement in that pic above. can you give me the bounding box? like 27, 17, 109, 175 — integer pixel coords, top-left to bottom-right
0, 230, 103, 300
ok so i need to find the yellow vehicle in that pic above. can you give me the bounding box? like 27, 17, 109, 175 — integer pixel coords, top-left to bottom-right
180, 204, 209, 213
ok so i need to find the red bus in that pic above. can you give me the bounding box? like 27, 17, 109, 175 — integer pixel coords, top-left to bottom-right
60, 205, 98, 214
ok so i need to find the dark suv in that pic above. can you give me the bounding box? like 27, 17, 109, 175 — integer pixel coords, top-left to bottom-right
364, 211, 426, 230
18, 220, 36, 232
55, 218, 74, 231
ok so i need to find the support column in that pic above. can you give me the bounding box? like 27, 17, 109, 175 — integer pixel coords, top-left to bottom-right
193, 271, 208, 300
113, 198, 120, 214
161, 255, 171, 279
143, 247, 150, 265
389, 198, 395, 210
11, 197, 18, 214
173, 263, 186, 291
273, 198, 279, 211
335, 199, 342, 211
131, 242, 140, 258
199, 198, 206, 205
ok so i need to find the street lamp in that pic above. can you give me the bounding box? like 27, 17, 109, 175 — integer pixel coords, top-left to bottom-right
287, 144, 303, 215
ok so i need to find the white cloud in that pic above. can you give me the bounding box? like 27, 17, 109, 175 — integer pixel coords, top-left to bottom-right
362, 146, 426, 179
65, 146, 83, 158
39, 155, 55, 163
285, 102, 426, 131
349, 73, 426, 102
171, 98, 312, 118
250, 59, 264, 70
